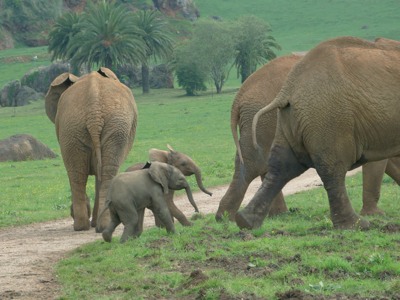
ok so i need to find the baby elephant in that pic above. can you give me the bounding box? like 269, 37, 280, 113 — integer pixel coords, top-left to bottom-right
101, 161, 198, 243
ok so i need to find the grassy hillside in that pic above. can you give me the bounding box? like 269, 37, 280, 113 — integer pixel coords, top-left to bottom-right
196, 0, 400, 54
0, 0, 398, 89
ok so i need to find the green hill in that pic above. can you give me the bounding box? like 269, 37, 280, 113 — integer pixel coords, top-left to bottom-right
0, 0, 398, 89
196, 0, 400, 54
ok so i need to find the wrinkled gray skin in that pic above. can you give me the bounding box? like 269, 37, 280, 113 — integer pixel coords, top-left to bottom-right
236, 36, 400, 230
126, 144, 212, 226
45, 67, 137, 232
101, 162, 197, 243
216, 50, 400, 222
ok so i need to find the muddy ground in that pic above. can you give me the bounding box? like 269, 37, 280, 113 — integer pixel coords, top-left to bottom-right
0, 169, 360, 299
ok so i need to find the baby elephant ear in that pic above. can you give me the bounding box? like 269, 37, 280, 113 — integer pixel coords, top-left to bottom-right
148, 162, 169, 194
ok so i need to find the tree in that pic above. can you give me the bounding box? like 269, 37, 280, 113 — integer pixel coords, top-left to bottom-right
47, 12, 81, 74
133, 10, 174, 94
68, 0, 146, 71
175, 19, 235, 94
190, 20, 235, 94
174, 43, 207, 96
233, 15, 281, 83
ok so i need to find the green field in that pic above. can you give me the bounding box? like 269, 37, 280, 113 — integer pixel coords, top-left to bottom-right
0, 0, 399, 299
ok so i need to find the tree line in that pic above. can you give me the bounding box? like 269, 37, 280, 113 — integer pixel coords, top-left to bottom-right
48, 0, 280, 95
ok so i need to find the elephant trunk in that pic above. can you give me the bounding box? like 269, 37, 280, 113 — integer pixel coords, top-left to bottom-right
194, 167, 213, 196
185, 185, 199, 213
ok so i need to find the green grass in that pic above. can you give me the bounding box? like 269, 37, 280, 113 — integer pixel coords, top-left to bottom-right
55, 180, 400, 299
196, 0, 400, 54
0, 1, 399, 298
0, 88, 237, 227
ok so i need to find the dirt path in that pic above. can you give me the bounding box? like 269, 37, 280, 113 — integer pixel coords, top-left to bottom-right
0, 169, 360, 299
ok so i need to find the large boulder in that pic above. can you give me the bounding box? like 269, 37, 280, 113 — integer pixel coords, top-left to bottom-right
0, 134, 57, 162
20, 62, 70, 93
0, 80, 43, 107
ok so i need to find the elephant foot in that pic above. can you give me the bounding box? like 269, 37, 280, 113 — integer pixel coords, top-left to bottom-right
73, 219, 91, 231
235, 210, 263, 230
332, 214, 370, 230
102, 230, 112, 242
360, 206, 385, 216
90, 219, 97, 228
181, 221, 193, 227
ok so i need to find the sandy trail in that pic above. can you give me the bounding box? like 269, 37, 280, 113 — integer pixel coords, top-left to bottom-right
0, 168, 360, 299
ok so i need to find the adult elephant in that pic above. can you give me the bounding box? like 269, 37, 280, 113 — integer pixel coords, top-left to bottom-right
216, 49, 400, 222
45, 67, 138, 232
126, 145, 212, 226
234, 36, 400, 230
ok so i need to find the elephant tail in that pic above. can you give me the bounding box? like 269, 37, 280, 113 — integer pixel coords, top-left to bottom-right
88, 127, 102, 181
231, 97, 244, 165
252, 94, 289, 148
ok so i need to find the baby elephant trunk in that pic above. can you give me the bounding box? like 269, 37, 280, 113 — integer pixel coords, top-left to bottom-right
185, 185, 199, 213
194, 168, 213, 196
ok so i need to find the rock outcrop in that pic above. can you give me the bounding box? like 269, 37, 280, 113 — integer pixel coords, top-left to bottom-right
0, 134, 57, 162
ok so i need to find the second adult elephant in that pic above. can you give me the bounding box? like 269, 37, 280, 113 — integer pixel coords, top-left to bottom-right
216, 49, 400, 222
45, 67, 137, 231
236, 36, 400, 230
126, 144, 212, 226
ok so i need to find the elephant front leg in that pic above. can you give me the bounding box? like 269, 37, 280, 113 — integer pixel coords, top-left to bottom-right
166, 192, 192, 226
216, 179, 249, 222
361, 160, 387, 216
155, 204, 176, 234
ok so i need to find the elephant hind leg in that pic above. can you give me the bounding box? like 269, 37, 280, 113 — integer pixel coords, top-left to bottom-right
216, 153, 256, 222
236, 144, 307, 229
102, 207, 121, 242
317, 164, 369, 229
120, 208, 139, 243
361, 160, 387, 216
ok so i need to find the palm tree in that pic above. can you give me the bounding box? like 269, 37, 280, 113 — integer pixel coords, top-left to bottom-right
233, 15, 281, 83
48, 12, 81, 74
69, 0, 146, 71
133, 10, 174, 93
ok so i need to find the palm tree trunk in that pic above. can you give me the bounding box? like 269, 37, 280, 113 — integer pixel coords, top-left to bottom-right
142, 64, 150, 94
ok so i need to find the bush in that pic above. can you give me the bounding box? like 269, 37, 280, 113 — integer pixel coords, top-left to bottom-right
175, 62, 207, 96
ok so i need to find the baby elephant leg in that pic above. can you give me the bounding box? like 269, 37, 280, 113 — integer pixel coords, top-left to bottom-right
120, 208, 140, 243
133, 209, 146, 237
102, 206, 121, 242
156, 206, 176, 234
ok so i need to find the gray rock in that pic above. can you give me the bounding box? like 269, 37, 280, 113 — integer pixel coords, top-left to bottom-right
21, 62, 70, 93
0, 134, 57, 162
0, 80, 21, 107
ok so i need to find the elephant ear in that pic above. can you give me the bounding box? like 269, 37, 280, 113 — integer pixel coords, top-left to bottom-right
45, 73, 78, 123
148, 162, 170, 194
167, 144, 176, 152
98, 67, 120, 81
